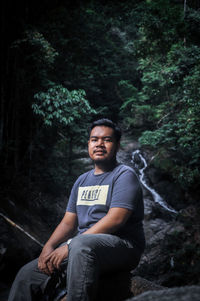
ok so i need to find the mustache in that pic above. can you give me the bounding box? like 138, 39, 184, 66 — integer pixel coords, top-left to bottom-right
93, 148, 107, 153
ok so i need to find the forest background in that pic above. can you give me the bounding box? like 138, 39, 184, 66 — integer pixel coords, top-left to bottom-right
1, 0, 200, 289
1, 0, 200, 197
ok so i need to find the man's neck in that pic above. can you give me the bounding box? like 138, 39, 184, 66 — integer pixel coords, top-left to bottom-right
94, 160, 118, 175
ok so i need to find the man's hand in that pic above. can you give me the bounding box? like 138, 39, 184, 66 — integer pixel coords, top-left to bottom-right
37, 212, 77, 275
38, 246, 54, 275
46, 245, 69, 270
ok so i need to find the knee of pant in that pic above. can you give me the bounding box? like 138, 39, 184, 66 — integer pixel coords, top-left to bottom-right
16, 263, 33, 281
68, 235, 94, 255
16, 259, 38, 281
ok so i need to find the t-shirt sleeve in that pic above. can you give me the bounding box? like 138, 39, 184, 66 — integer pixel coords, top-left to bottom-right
66, 181, 78, 213
110, 170, 142, 211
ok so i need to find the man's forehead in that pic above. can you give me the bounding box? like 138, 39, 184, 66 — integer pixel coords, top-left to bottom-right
90, 126, 114, 137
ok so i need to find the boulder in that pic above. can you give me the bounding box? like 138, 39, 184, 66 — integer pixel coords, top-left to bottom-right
131, 276, 165, 296
132, 219, 185, 285
126, 285, 200, 301
95, 271, 133, 301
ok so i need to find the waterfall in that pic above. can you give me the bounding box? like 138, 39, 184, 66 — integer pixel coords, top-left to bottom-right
132, 150, 177, 213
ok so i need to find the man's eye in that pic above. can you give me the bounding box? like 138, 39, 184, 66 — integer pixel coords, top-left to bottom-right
104, 138, 112, 142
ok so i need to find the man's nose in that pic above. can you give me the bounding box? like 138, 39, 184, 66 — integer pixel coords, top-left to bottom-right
97, 139, 105, 146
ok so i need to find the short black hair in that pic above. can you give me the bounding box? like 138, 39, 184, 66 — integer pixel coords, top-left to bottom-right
89, 118, 122, 142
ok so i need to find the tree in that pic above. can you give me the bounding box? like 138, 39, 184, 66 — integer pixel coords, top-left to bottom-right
119, 0, 200, 190
31, 84, 97, 189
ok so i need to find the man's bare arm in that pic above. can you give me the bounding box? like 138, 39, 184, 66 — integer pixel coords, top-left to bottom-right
83, 207, 132, 235
44, 211, 77, 248
39, 208, 131, 274
38, 211, 77, 275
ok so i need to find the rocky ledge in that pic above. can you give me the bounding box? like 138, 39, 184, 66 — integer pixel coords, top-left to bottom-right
128, 285, 200, 301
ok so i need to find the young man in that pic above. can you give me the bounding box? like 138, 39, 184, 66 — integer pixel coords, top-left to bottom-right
8, 119, 145, 301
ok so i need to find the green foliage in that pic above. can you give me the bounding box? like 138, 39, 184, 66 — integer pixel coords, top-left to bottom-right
25, 30, 59, 66
33, 84, 96, 128
2, 0, 200, 196
137, 47, 200, 188
31, 84, 97, 188
118, 79, 167, 129
118, 1, 200, 189
37, 1, 140, 117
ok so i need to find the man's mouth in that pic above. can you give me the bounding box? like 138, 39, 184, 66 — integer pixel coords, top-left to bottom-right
94, 149, 106, 154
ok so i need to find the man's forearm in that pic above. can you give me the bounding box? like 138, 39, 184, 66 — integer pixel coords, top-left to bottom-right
44, 212, 77, 250
44, 223, 72, 249
83, 207, 131, 235
38, 212, 77, 274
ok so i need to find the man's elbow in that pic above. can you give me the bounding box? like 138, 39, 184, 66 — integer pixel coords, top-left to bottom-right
108, 208, 131, 227
113, 216, 128, 227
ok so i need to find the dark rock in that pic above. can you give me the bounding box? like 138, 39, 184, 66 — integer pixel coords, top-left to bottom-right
143, 198, 155, 220
132, 220, 185, 285
143, 199, 175, 222
153, 181, 184, 210
0, 217, 42, 285
95, 271, 133, 301
117, 149, 133, 168
125, 285, 200, 301
131, 276, 165, 296
0, 282, 9, 301
132, 153, 145, 170
144, 167, 163, 185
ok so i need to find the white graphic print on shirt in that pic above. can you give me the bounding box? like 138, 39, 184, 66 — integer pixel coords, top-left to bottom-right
77, 185, 109, 206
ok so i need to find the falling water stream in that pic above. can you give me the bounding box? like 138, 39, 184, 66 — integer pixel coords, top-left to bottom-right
132, 150, 177, 214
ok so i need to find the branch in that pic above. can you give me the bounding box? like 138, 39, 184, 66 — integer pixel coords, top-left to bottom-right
149, 151, 160, 164
157, 113, 170, 127
0, 212, 44, 248
58, 132, 68, 140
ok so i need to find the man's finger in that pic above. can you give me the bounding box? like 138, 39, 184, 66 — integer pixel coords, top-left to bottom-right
47, 260, 55, 274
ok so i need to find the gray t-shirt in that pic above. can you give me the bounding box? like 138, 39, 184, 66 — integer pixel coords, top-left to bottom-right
67, 164, 145, 251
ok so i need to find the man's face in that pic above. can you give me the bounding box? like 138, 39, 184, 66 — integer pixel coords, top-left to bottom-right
88, 126, 119, 164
